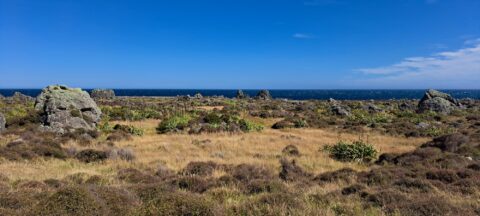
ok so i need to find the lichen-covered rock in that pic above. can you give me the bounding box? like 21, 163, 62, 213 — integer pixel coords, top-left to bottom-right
255, 90, 272, 100
35, 85, 102, 134
418, 89, 462, 114
0, 113, 5, 132
90, 89, 115, 99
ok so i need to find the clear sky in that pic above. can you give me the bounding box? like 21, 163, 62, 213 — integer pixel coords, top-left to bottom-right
1, 0, 479, 89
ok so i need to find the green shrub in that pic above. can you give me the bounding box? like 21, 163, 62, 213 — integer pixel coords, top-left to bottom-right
156, 114, 192, 134
239, 119, 264, 132
325, 140, 378, 162
101, 106, 161, 121
113, 124, 144, 136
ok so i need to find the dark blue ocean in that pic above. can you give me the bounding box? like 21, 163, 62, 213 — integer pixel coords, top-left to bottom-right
1, 89, 479, 100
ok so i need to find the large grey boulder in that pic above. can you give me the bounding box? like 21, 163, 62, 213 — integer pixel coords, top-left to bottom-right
35, 85, 102, 133
255, 90, 272, 100
418, 89, 462, 114
90, 89, 115, 99
0, 113, 5, 132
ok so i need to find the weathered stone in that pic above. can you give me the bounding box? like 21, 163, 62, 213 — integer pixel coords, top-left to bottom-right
255, 90, 272, 100
90, 89, 115, 99
236, 90, 247, 99
331, 104, 351, 117
418, 89, 462, 114
0, 113, 5, 132
362, 103, 382, 113
194, 93, 203, 99
11, 92, 34, 102
35, 85, 102, 134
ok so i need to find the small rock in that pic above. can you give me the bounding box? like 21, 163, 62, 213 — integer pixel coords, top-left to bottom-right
236, 90, 247, 99
331, 104, 351, 117
194, 93, 203, 99
416, 122, 430, 129
90, 89, 115, 99
255, 90, 272, 100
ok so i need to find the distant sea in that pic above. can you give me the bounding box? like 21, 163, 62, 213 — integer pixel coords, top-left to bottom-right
1, 89, 479, 100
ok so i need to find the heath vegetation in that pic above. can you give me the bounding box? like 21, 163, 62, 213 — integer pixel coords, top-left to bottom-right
0, 89, 479, 215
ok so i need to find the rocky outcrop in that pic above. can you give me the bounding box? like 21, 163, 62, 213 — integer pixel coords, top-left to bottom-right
236, 90, 247, 99
11, 92, 34, 103
418, 89, 462, 114
90, 89, 115, 99
194, 93, 203, 99
0, 113, 5, 132
34, 85, 102, 134
329, 99, 351, 117
362, 103, 382, 113
255, 90, 272, 100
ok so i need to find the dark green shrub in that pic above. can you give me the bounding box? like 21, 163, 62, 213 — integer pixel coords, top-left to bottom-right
324, 140, 378, 162
113, 124, 144, 136
156, 114, 192, 134
75, 149, 108, 163
239, 119, 263, 132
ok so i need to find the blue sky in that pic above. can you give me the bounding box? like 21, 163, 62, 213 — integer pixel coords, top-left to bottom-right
1, 0, 479, 89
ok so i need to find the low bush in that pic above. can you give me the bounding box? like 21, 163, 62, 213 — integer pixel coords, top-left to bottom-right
238, 119, 263, 132
113, 124, 144, 136
75, 149, 108, 163
324, 140, 378, 162
156, 114, 192, 134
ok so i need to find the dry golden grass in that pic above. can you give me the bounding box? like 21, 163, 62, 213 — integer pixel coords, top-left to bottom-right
0, 119, 429, 183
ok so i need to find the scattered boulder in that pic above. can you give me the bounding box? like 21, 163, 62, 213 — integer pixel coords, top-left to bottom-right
236, 90, 247, 99
329, 99, 351, 116
90, 89, 115, 99
0, 113, 5, 132
255, 90, 272, 100
194, 93, 203, 99
331, 104, 351, 117
418, 89, 462, 114
34, 85, 102, 134
10, 92, 34, 103
362, 103, 382, 113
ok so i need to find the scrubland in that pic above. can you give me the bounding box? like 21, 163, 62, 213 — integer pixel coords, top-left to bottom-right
0, 96, 479, 215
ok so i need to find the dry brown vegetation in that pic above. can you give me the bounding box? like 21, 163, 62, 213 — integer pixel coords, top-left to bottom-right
0, 96, 479, 215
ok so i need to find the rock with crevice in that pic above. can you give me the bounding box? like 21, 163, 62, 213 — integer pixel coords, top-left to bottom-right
34, 85, 102, 134
418, 89, 462, 114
